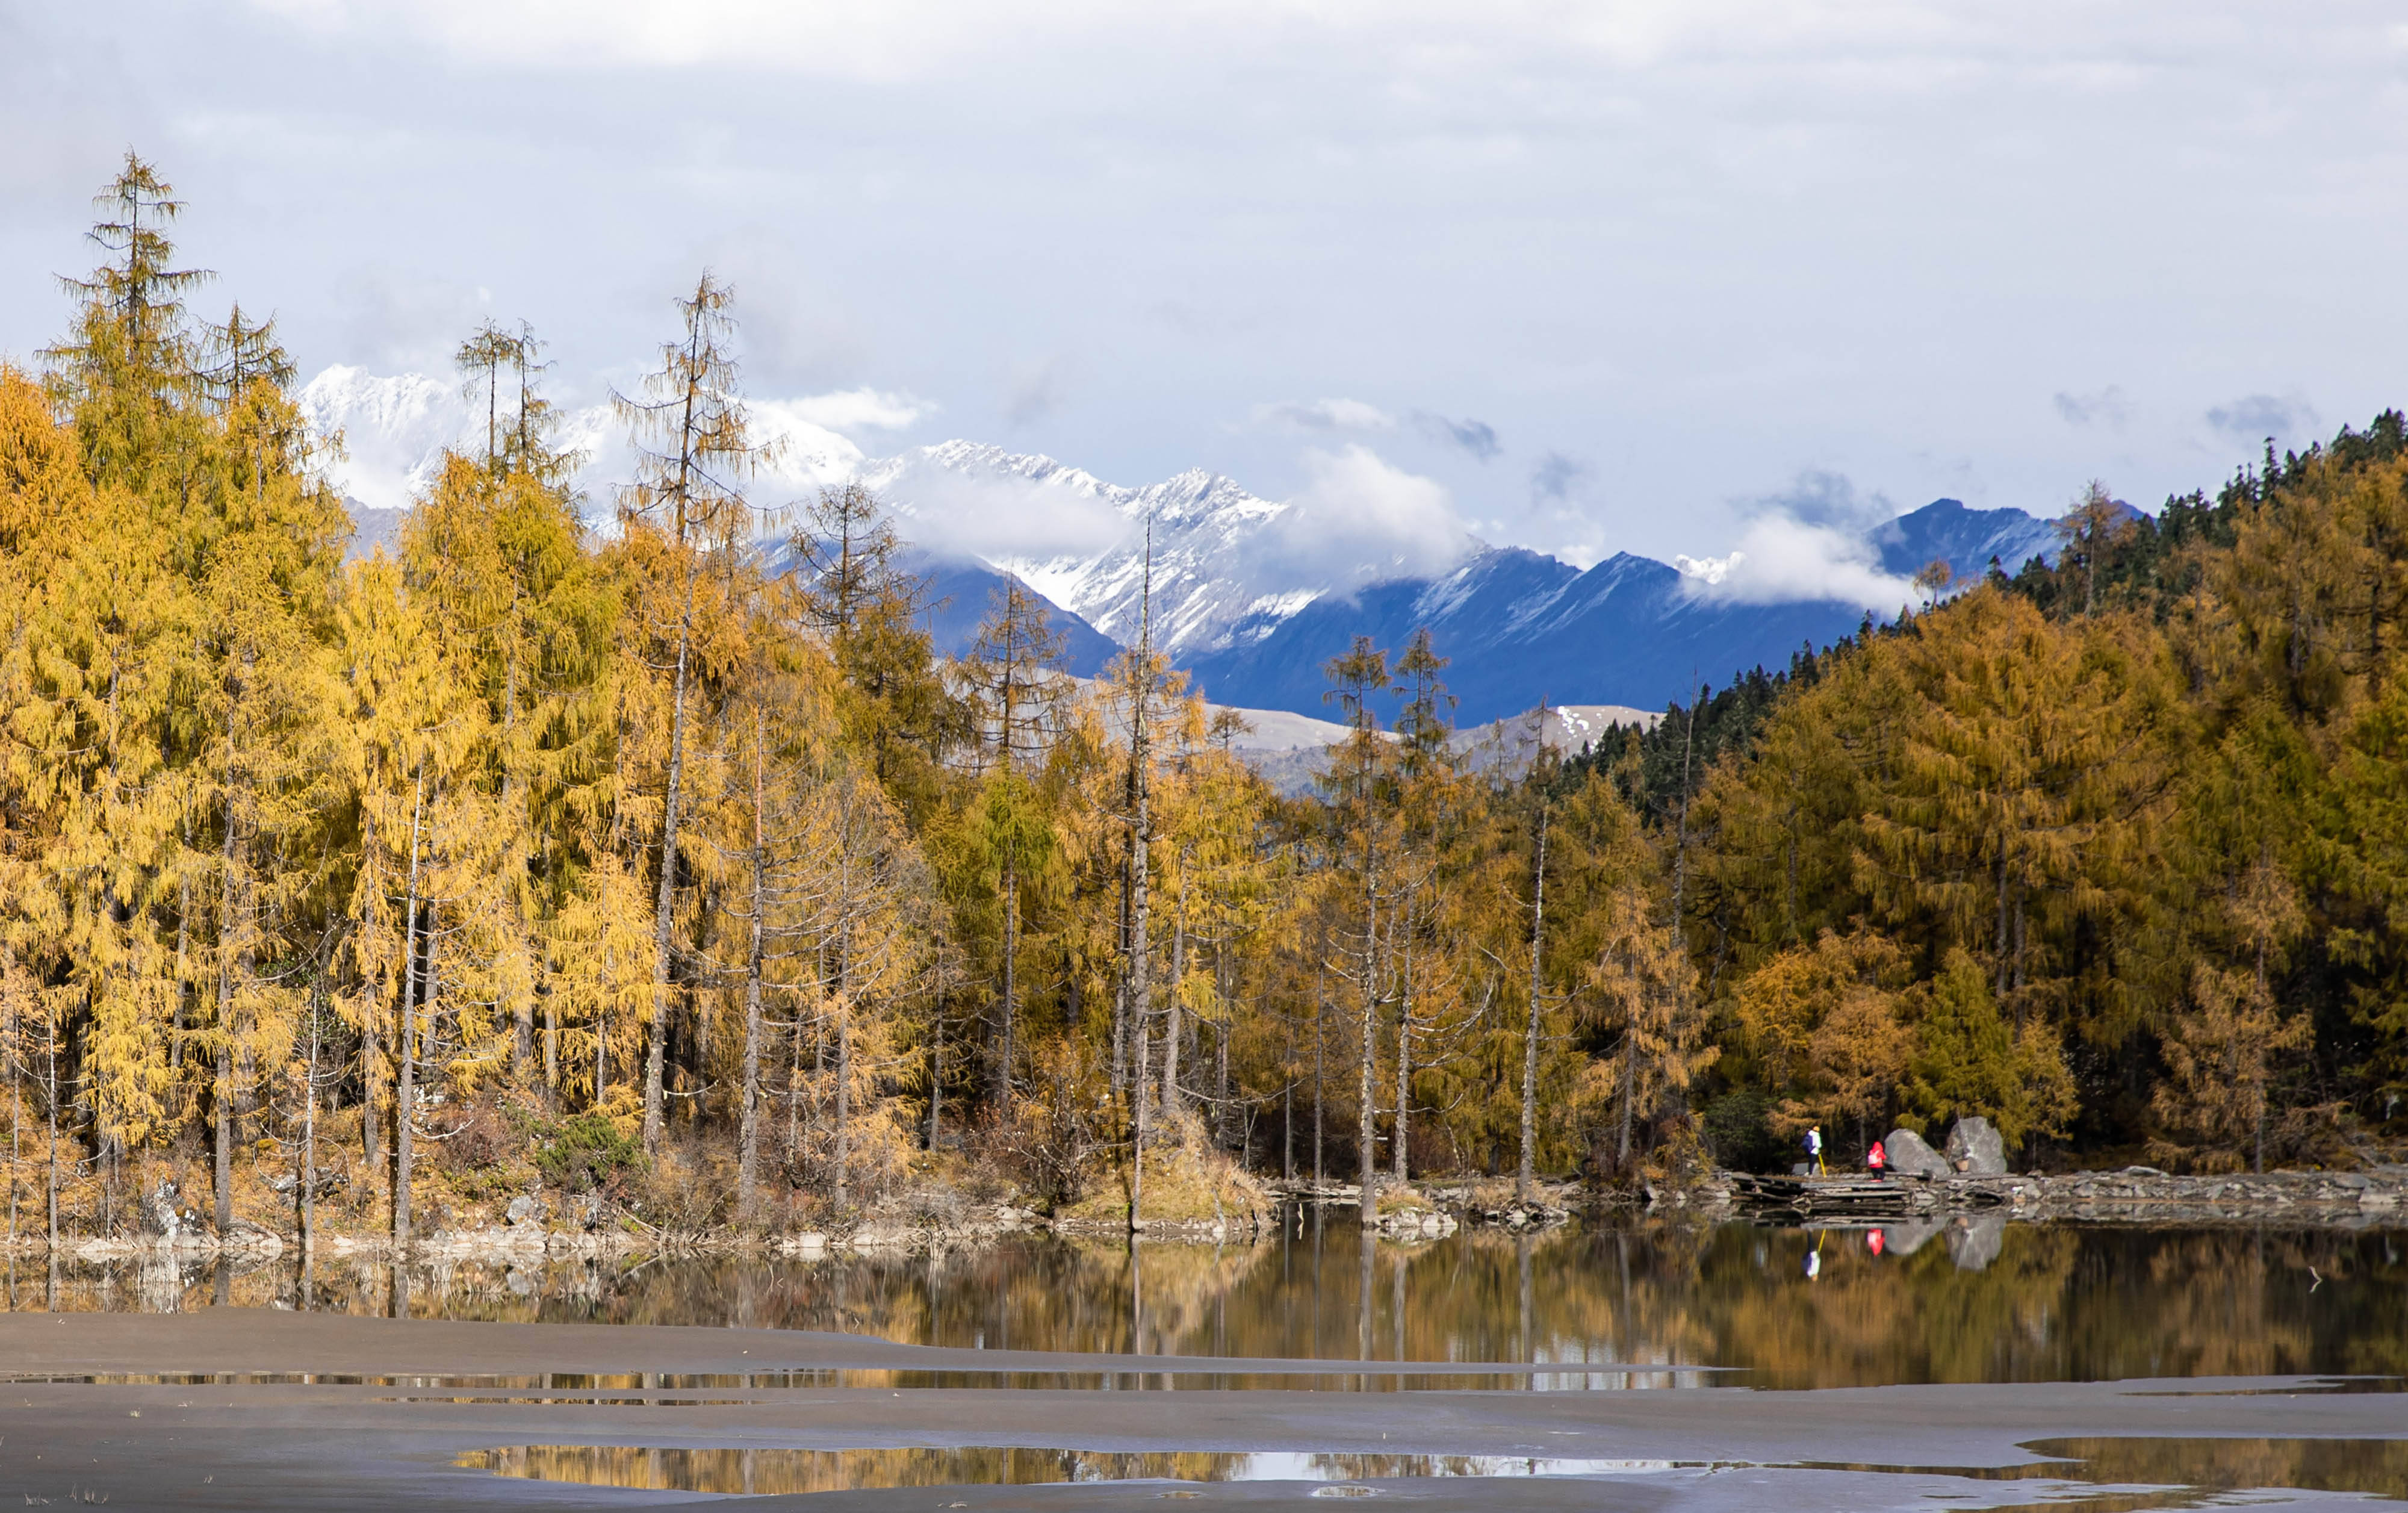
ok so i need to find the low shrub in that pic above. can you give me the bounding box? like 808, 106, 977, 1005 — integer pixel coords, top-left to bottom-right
535, 1112, 646, 1193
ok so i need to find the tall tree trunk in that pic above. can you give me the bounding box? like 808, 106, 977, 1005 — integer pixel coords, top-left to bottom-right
928, 1005, 944, 1150
7, 964, 17, 1252
1995, 845, 2012, 1002
46, 1028, 61, 1260
1392, 928, 1412, 1186
645, 564, 701, 1154
1126, 722, 1152, 1232
1161, 875, 1187, 1117
833, 998, 852, 1207
173, 827, 191, 1120
1282, 998, 1296, 1183
504, 644, 535, 1081
302, 991, 319, 1256
1356, 861, 1379, 1213
1312, 968, 1325, 1190
1518, 794, 1548, 1204
1216, 966, 1232, 1149
1125, 544, 1156, 1232
358, 822, 379, 1173
1132, 975, 1149, 1231
213, 735, 242, 1237
737, 712, 768, 1219
1616, 943, 1640, 1168
999, 864, 1018, 1099
393, 765, 427, 1249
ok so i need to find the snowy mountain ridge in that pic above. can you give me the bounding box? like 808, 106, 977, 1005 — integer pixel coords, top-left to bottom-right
860, 440, 1300, 658
297, 364, 2067, 725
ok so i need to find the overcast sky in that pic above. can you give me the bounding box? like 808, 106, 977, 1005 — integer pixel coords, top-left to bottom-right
3, 1, 2403, 567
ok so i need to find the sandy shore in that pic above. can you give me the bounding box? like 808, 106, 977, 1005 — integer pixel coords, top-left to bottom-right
1, 1311, 2404, 1511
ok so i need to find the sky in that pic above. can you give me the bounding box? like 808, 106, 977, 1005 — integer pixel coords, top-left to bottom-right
4, 1, 2404, 576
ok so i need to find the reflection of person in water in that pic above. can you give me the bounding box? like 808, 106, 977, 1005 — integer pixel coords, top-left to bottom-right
1806, 1228, 1826, 1280
1867, 1228, 1887, 1258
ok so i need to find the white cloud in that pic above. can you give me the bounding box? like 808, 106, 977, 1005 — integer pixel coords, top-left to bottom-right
232, 2, 2223, 85
1247, 444, 1471, 590
748, 390, 940, 503
17, 0, 2404, 573
867, 453, 1132, 565
1252, 397, 1397, 433
774, 387, 934, 434
1677, 512, 1919, 613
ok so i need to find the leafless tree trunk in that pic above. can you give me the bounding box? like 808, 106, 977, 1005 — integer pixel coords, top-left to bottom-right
1392, 924, 1413, 1186
737, 715, 769, 1217
644, 556, 700, 1152
393, 763, 427, 1249
1518, 783, 1548, 1204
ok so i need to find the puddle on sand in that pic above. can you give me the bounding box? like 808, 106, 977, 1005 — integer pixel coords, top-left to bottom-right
462, 1438, 2408, 1504
2020, 1439, 2408, 1500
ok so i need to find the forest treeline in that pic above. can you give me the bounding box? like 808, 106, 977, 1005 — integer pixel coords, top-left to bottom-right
2, 159, 2403, 1244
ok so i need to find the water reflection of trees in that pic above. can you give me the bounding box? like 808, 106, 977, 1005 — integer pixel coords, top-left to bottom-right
468, 1446, 1264, 1496
7, 1220, 2404, 1390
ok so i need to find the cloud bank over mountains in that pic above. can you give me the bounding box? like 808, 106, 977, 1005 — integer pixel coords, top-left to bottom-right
301, 361, 2031, 679
303, 361, 2082, 726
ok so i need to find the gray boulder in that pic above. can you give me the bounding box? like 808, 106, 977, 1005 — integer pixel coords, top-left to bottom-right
1944, 1116, 2007, 1176
1884, 1128, 1950, 1179
504, 1194, 546, 1228
138, 1180, 187, 1241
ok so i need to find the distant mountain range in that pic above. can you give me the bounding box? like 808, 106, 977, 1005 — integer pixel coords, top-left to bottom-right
869, 446, 2062, 725
1180, 499, 2062, 724
302, 366, 2070, 733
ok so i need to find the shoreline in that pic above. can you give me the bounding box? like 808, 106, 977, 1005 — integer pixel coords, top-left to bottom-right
1701, 1164, 2408, 1227
1, 1165, 2402, 1264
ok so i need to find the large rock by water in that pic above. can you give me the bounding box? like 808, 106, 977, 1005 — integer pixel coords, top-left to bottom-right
1945, 1117, 2007, 1176
1884, 1128, 1951, 1178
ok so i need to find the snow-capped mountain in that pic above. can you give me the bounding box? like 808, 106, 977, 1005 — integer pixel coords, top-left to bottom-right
859, 441, 1297, 659
298, 367, 472, 514
300, 365, 2073, 731
296, 365, 886, 517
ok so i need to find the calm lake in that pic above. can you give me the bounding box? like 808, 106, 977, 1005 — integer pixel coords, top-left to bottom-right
11, 1207, 2406, 1392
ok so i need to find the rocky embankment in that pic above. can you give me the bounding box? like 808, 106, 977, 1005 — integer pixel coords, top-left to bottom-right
2020, 1166, 2407, 1223
1702, 1114, 2408, 1228
1708, 1166, 2408, 1225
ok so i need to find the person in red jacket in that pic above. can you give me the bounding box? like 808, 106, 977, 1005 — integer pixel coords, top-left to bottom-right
1866, 1138, 1888, 1181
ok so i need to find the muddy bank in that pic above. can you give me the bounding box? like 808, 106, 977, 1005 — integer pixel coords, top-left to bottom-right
2, 1310, 2405, 1511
